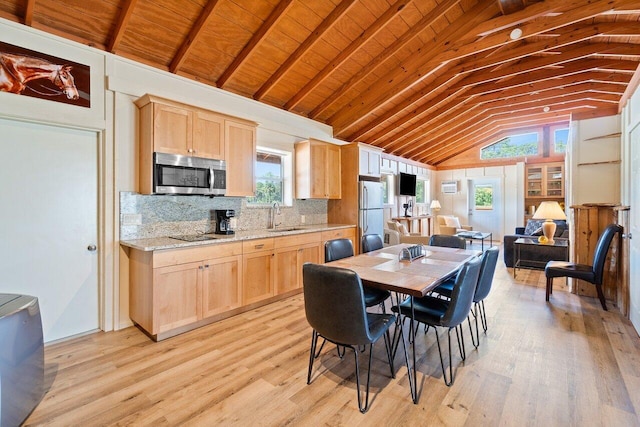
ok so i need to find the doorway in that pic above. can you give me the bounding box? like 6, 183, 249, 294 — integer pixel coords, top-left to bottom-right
0, 118, 99, 342
467, 178, 502, 241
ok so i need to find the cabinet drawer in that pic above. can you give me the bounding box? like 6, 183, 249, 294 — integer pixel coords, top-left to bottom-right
275, 232, 322, 249
154, 242, 243, 268
322, 228, 355, 242
243, 238, 275, 254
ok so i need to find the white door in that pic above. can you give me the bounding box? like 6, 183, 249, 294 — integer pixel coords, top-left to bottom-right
467, 178, 502, 241
0, 118, 98, 342
630, 124, 640, 334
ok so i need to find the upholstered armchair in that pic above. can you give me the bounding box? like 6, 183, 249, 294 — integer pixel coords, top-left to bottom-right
383, 221, 431, 246
436, 215, 473, 235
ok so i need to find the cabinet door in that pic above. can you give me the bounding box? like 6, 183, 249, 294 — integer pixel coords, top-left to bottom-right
274, 246, 299, 294
153, 103, 192, 155
326, 143, 342, 198
526, 166, 543, 197
193, 110, 225, 160
225, 120, 256, 197
243, 250, 274, 304
546, 164, 564, 197
359, 148, 381, 177
297, 242, 321, 288
153, 262, 201, 334
309, 142, 328, 198
201, 255, 242, 318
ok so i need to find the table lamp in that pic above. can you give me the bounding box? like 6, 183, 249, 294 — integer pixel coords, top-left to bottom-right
429, 199, 441, 213
532, 201, 566, 244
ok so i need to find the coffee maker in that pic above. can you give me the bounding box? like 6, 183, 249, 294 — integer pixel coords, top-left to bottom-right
215, 209, 235, 235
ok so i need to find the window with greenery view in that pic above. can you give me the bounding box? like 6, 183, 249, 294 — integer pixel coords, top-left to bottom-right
474, 184, 493, 210
248, 151, 283, 205
381, 174, 394, 204
553, 128, 568, 153
415, 179, 427, 204
480, 132, 539, 159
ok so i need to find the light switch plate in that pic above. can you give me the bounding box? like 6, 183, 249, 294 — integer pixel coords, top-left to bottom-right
121, 213, 142, 226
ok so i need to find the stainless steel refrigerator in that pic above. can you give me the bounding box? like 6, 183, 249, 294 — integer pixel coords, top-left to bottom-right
359, 180, 384, 252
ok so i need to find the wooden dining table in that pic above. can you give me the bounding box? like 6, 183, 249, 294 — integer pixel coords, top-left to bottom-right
325, 243, 481, 403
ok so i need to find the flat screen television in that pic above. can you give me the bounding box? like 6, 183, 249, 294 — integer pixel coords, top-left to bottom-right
398, 172, 417, 196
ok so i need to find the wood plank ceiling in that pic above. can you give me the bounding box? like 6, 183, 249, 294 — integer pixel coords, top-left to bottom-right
1, 0, 639, 166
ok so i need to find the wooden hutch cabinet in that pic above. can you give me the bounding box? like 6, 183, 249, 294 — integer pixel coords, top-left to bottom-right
525, 162, 565, 219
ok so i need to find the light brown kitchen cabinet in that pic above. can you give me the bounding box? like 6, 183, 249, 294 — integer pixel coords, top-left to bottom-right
274, 232, 322, 294
525, 162, 564, 198
135, 94, 256, 195
136, 94, 225, 159
242, 238, 275, 304
225, 120, 256, 197
321, 227, 357, 260
128, 241, 243, 340
152, 261, 202, 334
295, 139, 341, 199
201, 255, 242, 318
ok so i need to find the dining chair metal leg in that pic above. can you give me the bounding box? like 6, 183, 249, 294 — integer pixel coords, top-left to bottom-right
432, 327, 454, 386
353, 343, 374, 413
383, 328, 395, 379
455, 324, 466, 361
479, 300, 488, 332
307, 330, 319, 384
468, 314, 479, 349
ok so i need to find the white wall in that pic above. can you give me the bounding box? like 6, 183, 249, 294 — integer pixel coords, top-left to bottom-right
435, 165, 521, 240
568, 115, 621, 206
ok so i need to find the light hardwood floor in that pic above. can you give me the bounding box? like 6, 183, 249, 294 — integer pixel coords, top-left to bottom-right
25, 252, 640, 426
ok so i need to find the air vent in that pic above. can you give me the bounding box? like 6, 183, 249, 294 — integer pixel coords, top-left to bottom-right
441, 180, 458, 194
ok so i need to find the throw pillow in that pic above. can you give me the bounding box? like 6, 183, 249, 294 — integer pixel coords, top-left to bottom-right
444, 216, 461, 228
554, 221, 566, 237
397, 223, 409, 235
531, 227, 543, 236
524, 219, 543, 235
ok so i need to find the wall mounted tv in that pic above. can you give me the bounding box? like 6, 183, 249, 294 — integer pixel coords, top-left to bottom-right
398, 172, 417, 196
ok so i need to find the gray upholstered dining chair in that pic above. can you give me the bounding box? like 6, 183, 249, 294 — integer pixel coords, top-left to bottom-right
545, 224, 622, 310
303, 263, 396, 413
433, 247, 499, 348
429, 234, 467, 249
393, 257, 482, 386
361, 234, 383, 253
325, 238, 390, 311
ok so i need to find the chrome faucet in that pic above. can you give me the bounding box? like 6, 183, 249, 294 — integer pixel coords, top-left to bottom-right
269, 201, 282, 229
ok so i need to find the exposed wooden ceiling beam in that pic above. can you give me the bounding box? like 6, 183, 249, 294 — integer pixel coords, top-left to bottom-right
169, 0, 221, 74
330, 0, 640, 137
253, 0, 358, 101
390, 92, 618, 158
328, 0, 500, 134
108, 0, 138, 54
217, 0, 295, 88
498, 0, 525, 15
283, 0, 412, 111
24, 0, 35, 26
308, 0, 461, 119
415, 100, 612, 162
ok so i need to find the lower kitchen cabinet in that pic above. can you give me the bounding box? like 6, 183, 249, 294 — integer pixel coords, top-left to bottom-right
242, 252, 274, 304
201, 255, 242, 318
127, 228, 355, 340
274, 232, 322, 294
153, 261, 202, 334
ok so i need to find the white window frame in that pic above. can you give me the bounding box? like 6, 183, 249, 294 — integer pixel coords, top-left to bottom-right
247, 146, 293, 207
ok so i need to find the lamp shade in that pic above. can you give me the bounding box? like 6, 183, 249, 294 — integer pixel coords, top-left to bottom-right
429, 200, 441, 210
532, 201, 566, 220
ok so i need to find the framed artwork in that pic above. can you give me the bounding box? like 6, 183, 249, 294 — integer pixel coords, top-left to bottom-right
0, 41, 90, 108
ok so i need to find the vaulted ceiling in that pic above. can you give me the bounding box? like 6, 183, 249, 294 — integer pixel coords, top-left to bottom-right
1, 0, 639, 165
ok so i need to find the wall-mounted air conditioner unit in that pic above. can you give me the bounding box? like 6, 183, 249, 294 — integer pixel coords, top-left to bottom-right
441, 180, 458, 194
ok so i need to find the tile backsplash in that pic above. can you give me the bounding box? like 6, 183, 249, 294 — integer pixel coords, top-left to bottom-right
120, 192, 328, 240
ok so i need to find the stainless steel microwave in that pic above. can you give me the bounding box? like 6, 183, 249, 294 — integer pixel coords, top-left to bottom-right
153, 152, 226, 196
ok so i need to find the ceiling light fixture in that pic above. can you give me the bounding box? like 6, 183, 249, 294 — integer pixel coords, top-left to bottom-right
510, 28, 523, 40
543, 106, 550, 112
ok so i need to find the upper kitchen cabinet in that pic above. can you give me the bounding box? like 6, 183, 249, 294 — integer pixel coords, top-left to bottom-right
135, 94, 257, 195
135, 94, 224, 159
357, 143, 383, 178
295, 139, 341, 199
225, 120, 256, 197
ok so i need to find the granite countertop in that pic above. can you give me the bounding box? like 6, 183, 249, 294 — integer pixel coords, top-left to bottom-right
120, 223, 356, 251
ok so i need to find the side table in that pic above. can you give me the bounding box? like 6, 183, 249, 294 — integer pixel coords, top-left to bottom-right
513, 238, 569, 278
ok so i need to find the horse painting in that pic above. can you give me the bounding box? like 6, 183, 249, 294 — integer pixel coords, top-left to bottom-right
0, 52, 79, 100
